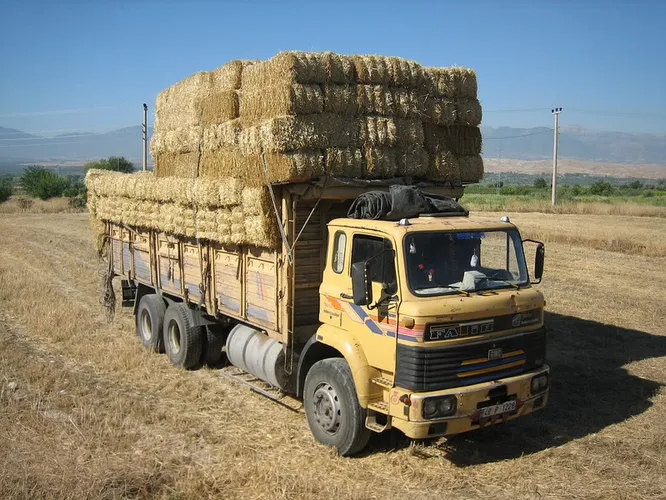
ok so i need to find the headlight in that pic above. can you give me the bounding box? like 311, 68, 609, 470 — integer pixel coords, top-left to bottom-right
531, 374, 549, 394
422, 395, 457, 419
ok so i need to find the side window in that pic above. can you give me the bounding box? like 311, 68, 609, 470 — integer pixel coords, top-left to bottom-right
351, 235, 397, 294
332, 231, 346, 273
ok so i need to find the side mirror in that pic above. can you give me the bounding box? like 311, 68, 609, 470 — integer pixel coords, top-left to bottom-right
351, 261, 373, 306
534, 243, 545, 282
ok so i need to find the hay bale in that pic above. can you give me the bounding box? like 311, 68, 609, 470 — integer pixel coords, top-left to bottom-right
151, 127, 202, 155
352, 55, 426, 88
239, 84, 323, 126
365, 146, 428, 178
423, 97, 457, 126
428, 150, 461, 182
241, 51, 354, 89
154, 152, 199, 178
154, 71, 211, 131
459, 155, 484, 183
356, 86, 423, 118
200, 90, 239, 126
239, 115, 360, 153
325, 148, 364, 178
360, 117, 424, 147
456, 98, 483, 126
202, 120, 241, 151
426, 67, 477, 98
323, 85, 358, 115
210, 59, 250, 90
423, 125, 482, 156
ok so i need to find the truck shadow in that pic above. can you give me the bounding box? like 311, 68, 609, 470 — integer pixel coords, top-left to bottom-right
366, 311, 666, 463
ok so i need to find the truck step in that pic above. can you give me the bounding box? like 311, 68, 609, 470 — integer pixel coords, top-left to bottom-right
218, 368, 303, 413
366, 400, 391, 433
371, 377, 394, 389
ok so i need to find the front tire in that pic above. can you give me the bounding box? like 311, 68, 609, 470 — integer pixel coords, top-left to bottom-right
163, 303, 203, 369
136, 294, 166, 353
303, 358, 371, 456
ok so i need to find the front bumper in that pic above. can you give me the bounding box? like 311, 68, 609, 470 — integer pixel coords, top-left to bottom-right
386, 365, 550, 439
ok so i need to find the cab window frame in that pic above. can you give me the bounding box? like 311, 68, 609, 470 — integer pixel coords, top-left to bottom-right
331, 230, 347, 274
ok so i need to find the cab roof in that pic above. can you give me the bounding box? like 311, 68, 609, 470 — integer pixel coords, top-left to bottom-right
328, 215, 517, 238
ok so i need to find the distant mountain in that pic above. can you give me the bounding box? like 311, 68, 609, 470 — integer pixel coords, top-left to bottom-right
0, 123, 664, 172
0, 125, 153, 167
482, 126, 665, 164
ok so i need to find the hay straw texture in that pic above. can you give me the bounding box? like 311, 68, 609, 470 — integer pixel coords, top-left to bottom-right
85, 170, 277, 247
152, 50, 483, 183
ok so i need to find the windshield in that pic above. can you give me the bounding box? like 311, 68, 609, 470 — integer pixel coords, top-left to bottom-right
404, 229, 528, 296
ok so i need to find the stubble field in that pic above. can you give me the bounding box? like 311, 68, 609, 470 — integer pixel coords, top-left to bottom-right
0, 211, 664, 499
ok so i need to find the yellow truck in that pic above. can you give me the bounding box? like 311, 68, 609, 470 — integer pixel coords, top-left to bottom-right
110, 181, 548, 455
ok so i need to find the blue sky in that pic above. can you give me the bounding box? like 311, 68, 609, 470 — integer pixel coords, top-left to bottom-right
1, 0, 665, 136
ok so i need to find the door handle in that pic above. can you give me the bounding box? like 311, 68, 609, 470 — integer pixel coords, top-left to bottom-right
340, 293, 353, 300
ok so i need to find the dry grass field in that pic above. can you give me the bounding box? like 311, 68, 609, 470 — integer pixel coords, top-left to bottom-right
484, 157, 666, 179
1, 212, 665, 499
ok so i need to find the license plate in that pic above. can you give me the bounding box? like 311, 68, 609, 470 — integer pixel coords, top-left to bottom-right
479, 400, 517, 418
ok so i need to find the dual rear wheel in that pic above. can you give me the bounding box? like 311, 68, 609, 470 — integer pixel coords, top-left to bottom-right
135, 294, 224, 369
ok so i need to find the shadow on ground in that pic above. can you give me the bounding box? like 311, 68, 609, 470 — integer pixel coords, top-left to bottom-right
364, 311, 666, 463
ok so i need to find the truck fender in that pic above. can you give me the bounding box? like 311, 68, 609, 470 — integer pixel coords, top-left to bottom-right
297, 324, 381, 407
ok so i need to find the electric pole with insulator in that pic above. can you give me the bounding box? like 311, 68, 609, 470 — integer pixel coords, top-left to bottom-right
551, 107, 562, 205
142, 103, 148, 171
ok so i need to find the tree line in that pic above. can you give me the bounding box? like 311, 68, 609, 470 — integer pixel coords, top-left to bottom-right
0, 157, 134, 204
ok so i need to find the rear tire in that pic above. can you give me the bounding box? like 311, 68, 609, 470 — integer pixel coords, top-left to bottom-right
304, 358, 371, 456
136, 294, 166, 353
163, 303, 203, 369
202, 324, 227, 367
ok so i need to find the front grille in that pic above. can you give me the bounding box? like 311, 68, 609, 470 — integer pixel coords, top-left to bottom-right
396, 328, 546, 392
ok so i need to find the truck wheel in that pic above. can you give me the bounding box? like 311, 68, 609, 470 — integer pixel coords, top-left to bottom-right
202, 324, 227, 367
163, 303, 203, 369
136, 294, 166, 353
303, 358, 371, 456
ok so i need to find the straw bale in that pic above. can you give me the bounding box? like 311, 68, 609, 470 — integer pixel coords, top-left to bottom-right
423, 97, 457, 126
154, 152, 199, 178
200, 90, 239, 126
210, 59, 249, 90
202, 120, 241, 151
426, 67, 477, 98
241, 187, 271, 216
356, 86, 422, 118
151, 127, 202, 155
365, 146, 428, 178
239, 84, 323, 126
324, 148, 364, 178
423, 125, 482, 156
428, 150, 461, 182
456, 98, 483, 126
241, 51, 354, 89
200, 149, 324, 186
154, 71, 212, 131
238, 115, 360, 153
323, 85, 358, 115
359, 117, 424, 147
459, 155, 484, 183
244, 216, 278, 247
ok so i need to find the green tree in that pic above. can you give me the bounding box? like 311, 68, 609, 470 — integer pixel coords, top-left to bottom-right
589, 180, 614, 196
533, 177, 548, 189
84, 156, 135, 173
0, 177, 13, 203
20, 166, 69, 200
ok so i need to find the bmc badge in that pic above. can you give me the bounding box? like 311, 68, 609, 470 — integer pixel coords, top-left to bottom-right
487, 347, 503, 361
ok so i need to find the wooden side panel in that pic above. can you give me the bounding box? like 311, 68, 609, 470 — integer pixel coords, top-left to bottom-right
246, 254, 278, 330
157, 235, 181, 295
133, 229, 152, 284
182, 243, 202, 302
214, 248, 242, 316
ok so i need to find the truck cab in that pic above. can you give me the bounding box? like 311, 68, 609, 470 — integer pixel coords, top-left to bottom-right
302, 214, 548, 454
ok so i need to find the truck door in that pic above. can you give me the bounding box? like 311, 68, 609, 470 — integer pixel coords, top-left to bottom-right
333, 233, 399, 371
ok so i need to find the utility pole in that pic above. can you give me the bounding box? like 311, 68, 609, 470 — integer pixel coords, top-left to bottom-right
142, 103, 148, 171
551, 107, 562, 205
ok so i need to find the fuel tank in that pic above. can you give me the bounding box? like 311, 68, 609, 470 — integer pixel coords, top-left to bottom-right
225, 324, 292, 391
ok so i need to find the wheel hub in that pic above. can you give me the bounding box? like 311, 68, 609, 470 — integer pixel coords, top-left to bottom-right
312, 383, 341, 434
168, 321, 181, 354
140, 309, 152, 341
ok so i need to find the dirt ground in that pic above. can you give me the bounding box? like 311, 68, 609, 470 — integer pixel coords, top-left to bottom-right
0, 212, 664, 499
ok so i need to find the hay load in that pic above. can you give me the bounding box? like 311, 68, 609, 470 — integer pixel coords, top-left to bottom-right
90, 51, 484, 250
152, 50, 483, 183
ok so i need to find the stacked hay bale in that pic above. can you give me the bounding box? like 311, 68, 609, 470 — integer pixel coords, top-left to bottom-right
86, 169, 276, 249
90, 51, 483, 250
151, 51, 483, 184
